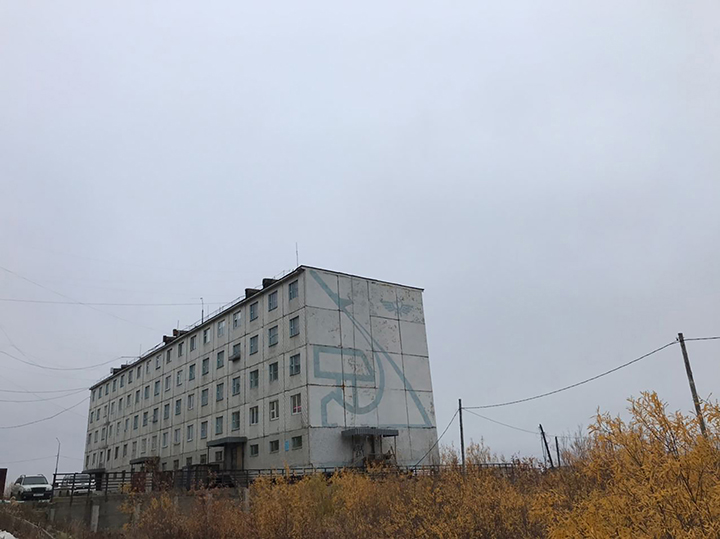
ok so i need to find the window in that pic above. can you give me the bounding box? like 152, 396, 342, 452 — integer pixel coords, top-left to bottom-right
123, 444, 128, 457
156, 355, 161, 369
162, 432, 168, 448
135, 390, 140, 404
249, 335, 258, 355
141, 438, 147, 454
120, 374, 125, 388
174, 428, 180, 444
217, 319, 225, 338
202, 358, 209, 375
128, 370, 133, 384
269, 400, 279, 420
216, 382, 224, 401
164, 375, 171, 392
131, 441, 137, 456
133, 415, 139, 430
231, 343, 241, 360
268, 291, 278, 311
144, 362, 149, 375
177, 370, 183, 386
249, 302, 258, 321
101, 427, 106, 441
104, 405, 108, 417
201, 388, 209, 407
232, 311, 241, 329
187, 393, 195, 410
109, 424, 113, 437
232, 376, 240, 396
178, 342, 184, 357
151, 435, 157, 451
187, 424, 194, 442
200, 454, 207, 464
269, 362, 279, 382
153, 382, 159, 397
214, 450, 223, 463
250, 406, 259, 425
250, 444, 259, 457
118, 398, 123, 412
231, 411, 240, 431
105, 384, 109, 396
189, 363, 196, 380
249, 370, 259, 389
92, 389, 95, 402
110, 402, 115, 415
164, 404, 170, 420
289, 316, 300, 337
166, 349, 172, 363
175, 399, 182, 415
94, 431, 98, 443
289, 280, 299, 300
289, 354, 301, 376
190, 335, 197, 351
200, 421, 208, 439
215, 416, 223, 435
216, 351, 224, 369
186, 457, 193, 467
291, 436, 303, 449
269, 440, 279, 453
142, 411, 148, 426
268, 326, 278, 347
124, 418, 129, 432
203, 328, 210, 344
291, 393, 302, 414
153, 408, 159, 423
112, 379, 117, 392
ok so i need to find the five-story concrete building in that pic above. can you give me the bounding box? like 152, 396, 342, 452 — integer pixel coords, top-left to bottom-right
84, 266, 438, 473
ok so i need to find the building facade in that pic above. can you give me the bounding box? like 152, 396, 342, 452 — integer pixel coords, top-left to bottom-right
84, 266, 438, 473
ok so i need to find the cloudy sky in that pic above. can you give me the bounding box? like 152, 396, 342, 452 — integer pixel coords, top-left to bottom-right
1, 0, 719, 480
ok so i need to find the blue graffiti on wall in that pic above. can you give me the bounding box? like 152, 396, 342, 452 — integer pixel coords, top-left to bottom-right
309, 270, 433, 428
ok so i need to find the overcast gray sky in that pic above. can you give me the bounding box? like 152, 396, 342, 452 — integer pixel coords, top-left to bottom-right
1, 0, 719, 480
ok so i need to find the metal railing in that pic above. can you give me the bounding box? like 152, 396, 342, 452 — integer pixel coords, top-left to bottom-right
53, 462, 519, 500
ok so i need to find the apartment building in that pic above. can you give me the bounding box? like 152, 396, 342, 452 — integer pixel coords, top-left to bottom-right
84, 266, 438, 473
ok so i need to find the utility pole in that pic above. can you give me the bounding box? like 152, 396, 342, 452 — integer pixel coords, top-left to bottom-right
539, 424, 554, 469
555, 436, 561, 467
458, 399, 465, 474
54, 438, 61, 478
678, 333, 707, 437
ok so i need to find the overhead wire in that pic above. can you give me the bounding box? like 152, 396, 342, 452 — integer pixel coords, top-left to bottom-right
0, 387, 88, 394
464, 341, 678, 410
0, 388, 87, 403
462, 408, 572, 439
0, 396, 88, 429
415, 408, 459, 466
1, 349, 136, 372
0, 264, 160, 332
0, 298, 227, 306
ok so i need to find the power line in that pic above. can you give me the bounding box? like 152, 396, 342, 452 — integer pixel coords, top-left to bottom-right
0, 397, 88, 429
462, 408, 540, 436
0, 388, 87, 403
0, 264, 159, 332
3, 455, 82, 465
0, 387, 88, 394
464, 341, 678, 410
415, 409, 459, 466
0, 349, 135, 372
462, 408, 572, 439
0, 298, 226, 306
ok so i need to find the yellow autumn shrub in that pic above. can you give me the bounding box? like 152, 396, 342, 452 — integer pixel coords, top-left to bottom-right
126, 392, 720, 538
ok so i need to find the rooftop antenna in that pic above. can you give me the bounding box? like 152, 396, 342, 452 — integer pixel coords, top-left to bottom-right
295, 242, 299, 268
201, 297, 204, 324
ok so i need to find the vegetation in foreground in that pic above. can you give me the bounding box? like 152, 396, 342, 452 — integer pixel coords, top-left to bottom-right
123, 392, 720, 539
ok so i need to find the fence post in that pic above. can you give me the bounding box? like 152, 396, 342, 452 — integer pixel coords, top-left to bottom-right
69, 473, 76, 507
104, 472, 109, 500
